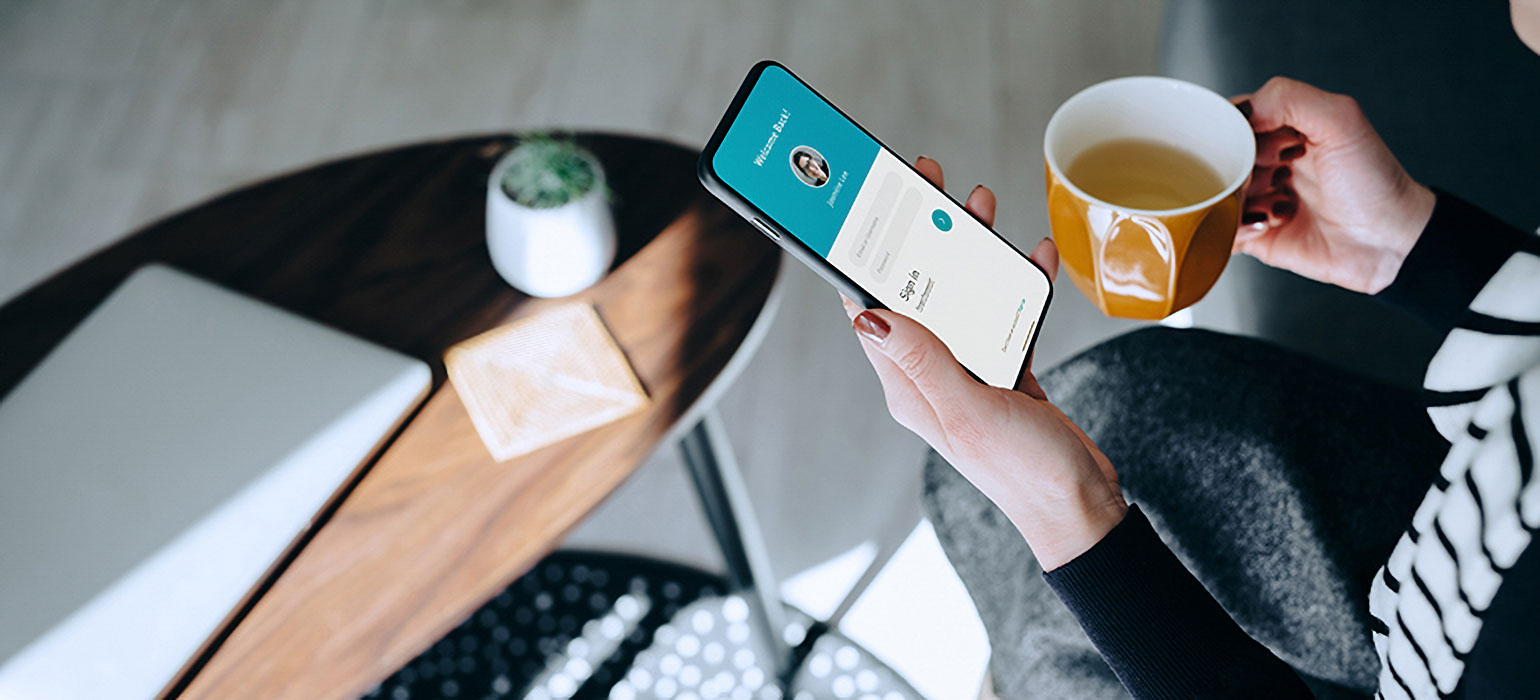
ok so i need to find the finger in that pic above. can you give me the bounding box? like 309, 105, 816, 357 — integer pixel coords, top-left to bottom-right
1057, 412, 1124, 506
1233, 215, 1296, 259
915, 156, 944, 190
1015, 368, 1048, 400
1243, 186, 1299, 227
1020, 238, 1060, 375
853, 309, 984, 419
1248, 76, 1365, 140
856, 330, 942, 441
1245, 164, 1290, 199
965, 185, 997, 227
1233, 218, 1272, 252
1230, 93, 1254, 120
1029, 237, 1060, 283
846, 297, 945, 441
1254, 127, 1306, 166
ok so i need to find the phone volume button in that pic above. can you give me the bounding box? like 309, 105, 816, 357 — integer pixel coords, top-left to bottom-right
750, 218, 781, 241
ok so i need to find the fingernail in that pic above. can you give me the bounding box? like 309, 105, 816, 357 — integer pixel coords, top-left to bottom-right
1279, 145, 1306, 161
971, 184, 983, 195
1241, 211, 1268, 225
1271, 199, 1297, 217
917, 155, 932, 164
1040, 236, 1051, 246
1235, 99, 1253, 119
1271, 166, 1291, 186
854, 311, 890, 344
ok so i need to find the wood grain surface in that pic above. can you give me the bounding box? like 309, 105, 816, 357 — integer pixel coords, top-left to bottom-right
0, 133, 779, 699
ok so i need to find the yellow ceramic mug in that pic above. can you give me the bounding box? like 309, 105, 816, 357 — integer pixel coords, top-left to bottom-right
1044, 77, 1255, 320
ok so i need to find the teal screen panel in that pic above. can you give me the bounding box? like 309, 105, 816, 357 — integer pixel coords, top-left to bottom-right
712, 65, 879, 257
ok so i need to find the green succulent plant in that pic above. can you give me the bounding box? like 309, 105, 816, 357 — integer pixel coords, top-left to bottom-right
498, 134, 605, 209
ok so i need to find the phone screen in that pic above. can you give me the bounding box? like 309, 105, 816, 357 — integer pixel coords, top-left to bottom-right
708, 64, 1051, 388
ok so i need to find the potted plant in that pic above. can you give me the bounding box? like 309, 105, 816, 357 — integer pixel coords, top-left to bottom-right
485, 134, 616, 297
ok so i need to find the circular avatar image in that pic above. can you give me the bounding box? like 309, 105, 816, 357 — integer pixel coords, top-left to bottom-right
789, 146, 830, 187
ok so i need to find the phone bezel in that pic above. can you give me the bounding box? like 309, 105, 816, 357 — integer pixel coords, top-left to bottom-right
697, 59, 1054, 387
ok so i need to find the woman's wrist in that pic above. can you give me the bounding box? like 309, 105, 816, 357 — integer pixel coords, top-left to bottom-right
1009, 488, 1129, 572
1364, 180, 1436, 293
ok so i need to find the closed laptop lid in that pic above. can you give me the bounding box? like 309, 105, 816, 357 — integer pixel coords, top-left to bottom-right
0, 264, 430, 698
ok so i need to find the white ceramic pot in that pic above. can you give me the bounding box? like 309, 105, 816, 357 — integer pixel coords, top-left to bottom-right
485, 147, 616, 297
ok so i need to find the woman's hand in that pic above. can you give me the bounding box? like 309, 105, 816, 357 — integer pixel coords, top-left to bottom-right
841, 157, 1126, 571
1233, 77, 1436, 294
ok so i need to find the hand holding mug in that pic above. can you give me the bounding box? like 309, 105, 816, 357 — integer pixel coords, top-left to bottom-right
1233, 77, 1436, 294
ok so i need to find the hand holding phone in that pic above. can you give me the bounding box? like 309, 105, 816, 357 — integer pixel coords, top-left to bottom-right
833, 175, 1126, 571
698, 61, 1052, 388
699, 62, 1122, 569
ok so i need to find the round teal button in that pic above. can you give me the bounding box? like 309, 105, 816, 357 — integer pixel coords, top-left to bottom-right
931, 208, 952, 231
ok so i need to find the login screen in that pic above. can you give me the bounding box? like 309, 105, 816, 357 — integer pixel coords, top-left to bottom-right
712, 64, 1050, 387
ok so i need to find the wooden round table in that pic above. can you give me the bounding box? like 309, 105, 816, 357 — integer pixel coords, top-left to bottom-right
0, 133, 784, 698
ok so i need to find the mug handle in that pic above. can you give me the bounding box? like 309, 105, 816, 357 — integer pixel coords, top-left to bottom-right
1088, 208, 1191, 319
1046, 170, 1242, 320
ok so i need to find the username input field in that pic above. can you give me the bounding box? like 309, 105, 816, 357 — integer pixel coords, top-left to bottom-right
846, 173, 923, 284
848, 172, 901, 267
870, 187, 921, 283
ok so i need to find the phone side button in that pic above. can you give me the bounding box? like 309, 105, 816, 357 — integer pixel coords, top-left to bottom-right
751, 217, 781, 241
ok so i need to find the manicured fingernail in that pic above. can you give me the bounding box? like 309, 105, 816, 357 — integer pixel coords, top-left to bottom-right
1235, 99, 1253, 119
1279, 145, 1306, 161
1271, 166, 1291, 186
1271, 199, 1297, 217
853, 311, 890, 343
1241, 211, 1267, 225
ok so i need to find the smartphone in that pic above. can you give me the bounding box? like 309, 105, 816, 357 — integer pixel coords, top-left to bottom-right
698, 61, 1053, 388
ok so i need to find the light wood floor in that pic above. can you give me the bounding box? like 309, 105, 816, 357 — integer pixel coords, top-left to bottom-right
0, 0, 1165, 648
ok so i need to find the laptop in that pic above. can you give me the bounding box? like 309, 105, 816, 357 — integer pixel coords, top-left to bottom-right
0, 264, 431, 699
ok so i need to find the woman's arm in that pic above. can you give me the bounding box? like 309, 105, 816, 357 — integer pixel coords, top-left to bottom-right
1373, 190, 1534, 337
847, 296, 1314, 698
1372, 190, 1537, 438
1044, 506, 1310, 698
845, 156, 1310, 698
1040, 189, 1535, 699
1365, 191, 1539, 696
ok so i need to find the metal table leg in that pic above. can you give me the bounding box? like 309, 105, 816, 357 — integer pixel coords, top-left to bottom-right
677, 409, 792, 682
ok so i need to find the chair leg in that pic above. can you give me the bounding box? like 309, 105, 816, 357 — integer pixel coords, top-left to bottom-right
783, 494, 919, 677
677, 409, 791, 683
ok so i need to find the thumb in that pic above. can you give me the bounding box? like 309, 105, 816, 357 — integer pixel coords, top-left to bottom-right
853, 309, 983, 410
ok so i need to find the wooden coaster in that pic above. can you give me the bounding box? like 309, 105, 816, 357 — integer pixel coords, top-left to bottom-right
445, 303, 648, 461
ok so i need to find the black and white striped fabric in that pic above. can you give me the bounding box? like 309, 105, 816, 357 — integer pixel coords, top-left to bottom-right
1369, 236, 1540, 699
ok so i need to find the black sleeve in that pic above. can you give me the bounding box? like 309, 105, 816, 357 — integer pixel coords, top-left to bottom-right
1042, 506, 1311, 699
1375, 188, 1532, 334
1458, 528, 1540, 698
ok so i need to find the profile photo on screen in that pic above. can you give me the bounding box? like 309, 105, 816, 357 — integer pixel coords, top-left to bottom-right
789, 146, 829, 187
